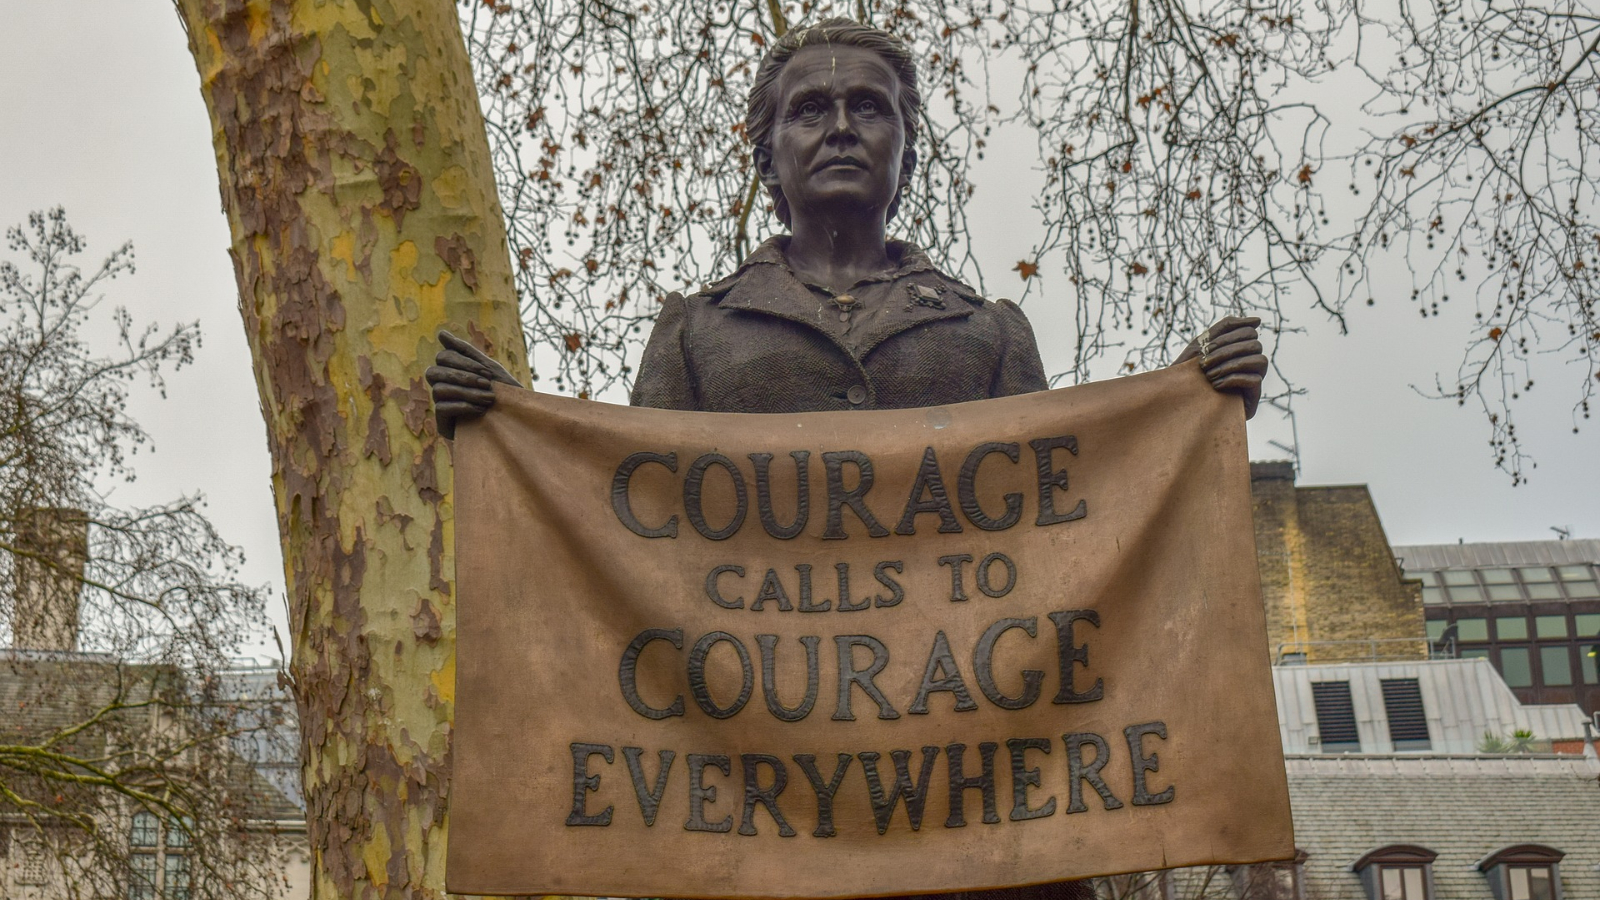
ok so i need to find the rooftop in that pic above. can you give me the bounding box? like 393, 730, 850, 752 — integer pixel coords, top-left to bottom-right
1394, 539, 1600, 570
1284, 753, 1600, 900
0, 651, 302, 823
1273, 658, 1591, 754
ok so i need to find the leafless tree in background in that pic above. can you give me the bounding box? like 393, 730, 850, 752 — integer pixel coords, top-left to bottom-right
1095, 861, 1307, 900
461, 0, 1596, 481
1095, 865, 1228, 899
1340, 1, 1598, 482
0, 209, 291, 899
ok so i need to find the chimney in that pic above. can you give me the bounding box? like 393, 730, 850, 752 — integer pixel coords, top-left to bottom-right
1249, 460, 1297, 484
11, 507, 89, 652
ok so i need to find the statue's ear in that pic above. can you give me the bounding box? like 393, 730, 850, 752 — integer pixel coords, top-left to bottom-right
754, 145, 782, 191
899, 146, 917, 193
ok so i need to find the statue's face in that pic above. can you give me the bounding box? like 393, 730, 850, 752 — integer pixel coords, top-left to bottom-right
760, 44, 907, 226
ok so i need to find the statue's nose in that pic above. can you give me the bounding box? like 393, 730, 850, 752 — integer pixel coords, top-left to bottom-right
829, 103, 856, 139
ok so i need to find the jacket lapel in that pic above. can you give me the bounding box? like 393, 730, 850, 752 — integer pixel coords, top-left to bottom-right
714, 260, 842, 334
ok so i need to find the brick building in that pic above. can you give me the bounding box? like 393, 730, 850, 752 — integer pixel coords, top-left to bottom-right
1250, 462, 1427, 664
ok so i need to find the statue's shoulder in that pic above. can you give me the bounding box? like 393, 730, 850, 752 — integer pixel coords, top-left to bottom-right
678, 263, 792, 312
887, 240, 987, 309
654, 274, 734, 320
926, 270, 988, 308
693, 269, 745, 302
916, 269, 1038, 337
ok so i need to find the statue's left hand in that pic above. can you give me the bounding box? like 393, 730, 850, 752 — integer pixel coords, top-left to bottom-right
1174, 316, 1267, 419
427, 330, 523, 440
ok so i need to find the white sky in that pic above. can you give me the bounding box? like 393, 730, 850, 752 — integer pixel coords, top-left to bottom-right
3, 2, 1596, 659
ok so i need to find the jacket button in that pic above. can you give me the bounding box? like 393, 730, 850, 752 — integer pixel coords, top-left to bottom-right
846, 385, 867, 405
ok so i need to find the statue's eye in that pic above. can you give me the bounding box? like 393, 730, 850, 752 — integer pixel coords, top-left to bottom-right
856, 99, 880, 115
796, 100, 823, 118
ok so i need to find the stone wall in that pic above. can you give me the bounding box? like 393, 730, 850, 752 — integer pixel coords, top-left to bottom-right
1251, 462, 1427, 662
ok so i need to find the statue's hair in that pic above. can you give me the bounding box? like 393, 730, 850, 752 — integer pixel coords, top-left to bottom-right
745, 18, 921, 227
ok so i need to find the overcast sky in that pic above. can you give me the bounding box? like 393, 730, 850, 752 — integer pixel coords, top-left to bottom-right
3, 2, 1596, 658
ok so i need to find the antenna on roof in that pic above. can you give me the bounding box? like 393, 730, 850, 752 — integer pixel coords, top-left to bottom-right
1263, 394, 1303, 474
1551, 526, 1572, 541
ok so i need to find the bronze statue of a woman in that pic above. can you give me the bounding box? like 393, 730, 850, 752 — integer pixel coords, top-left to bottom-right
429, 19, 1264, 431
428, 18, 1266, 900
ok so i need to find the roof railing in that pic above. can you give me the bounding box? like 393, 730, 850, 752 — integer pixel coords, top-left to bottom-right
1274, 637, 1451, 665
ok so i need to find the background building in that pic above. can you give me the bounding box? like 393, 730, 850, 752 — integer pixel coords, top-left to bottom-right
1394, 540, 1600, 715
1, 510, 308, 898
1281, 753, 1599, 900
1273, 658, 1589, 755
1133, 467, 1600, 900
1251, 463, 1428, 664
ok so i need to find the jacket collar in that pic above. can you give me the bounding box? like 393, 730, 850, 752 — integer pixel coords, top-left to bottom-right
733, 235, 942, 282
710, 236, 977, 357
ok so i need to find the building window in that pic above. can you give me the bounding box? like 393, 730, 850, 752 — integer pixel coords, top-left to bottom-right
1380, 678, 1431, 751
1354, 846, 1436, 900
165, 853, 192, 900
1499, 647, 1534, 687
1484, 568, 1523, 600
1579, 615, 1600, 684
1559, 565, 1600, 598
1577, 613, 1600, 638
130, 813, 159, 848
1535, 615, 1569, 639
17, 836, 48, 886
1444, 568, 1484, 601
130, 851, 159, 900
1381, 867, 1428, 900
1478, 844, 1564, 900
1539, 646, 1573, 686
1311, 681, 1361, 752
1508, 868, 1558, 900
1456, 618, 1489, 641
128, 811, 191, 900
1417, 563, 1600, 606
1495, 616, 1529, 640
1520, 567, 1563, 599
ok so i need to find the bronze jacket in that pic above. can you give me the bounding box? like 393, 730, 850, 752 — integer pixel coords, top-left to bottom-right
627, 238, 1089, 900
630, 237, 1049, 412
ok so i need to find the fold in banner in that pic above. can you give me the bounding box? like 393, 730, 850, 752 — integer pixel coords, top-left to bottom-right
447, 363, 1293, 898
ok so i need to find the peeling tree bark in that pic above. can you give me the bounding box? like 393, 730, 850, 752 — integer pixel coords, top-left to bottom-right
175, 1, 527, 896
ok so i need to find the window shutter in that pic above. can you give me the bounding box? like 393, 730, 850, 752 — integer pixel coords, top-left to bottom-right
1380, 678, 1431, 751
1311, 681, 1361, 752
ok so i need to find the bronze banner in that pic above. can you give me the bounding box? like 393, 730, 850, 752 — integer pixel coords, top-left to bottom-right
447, 363, 1292, 897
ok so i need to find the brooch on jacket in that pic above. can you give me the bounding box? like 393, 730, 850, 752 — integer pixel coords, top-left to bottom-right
904, 283, 947, 310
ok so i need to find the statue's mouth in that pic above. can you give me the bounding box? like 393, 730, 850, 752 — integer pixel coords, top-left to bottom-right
816, 156, 867, 172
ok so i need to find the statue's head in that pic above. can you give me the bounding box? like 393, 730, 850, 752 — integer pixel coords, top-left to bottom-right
746, 18, 922, 228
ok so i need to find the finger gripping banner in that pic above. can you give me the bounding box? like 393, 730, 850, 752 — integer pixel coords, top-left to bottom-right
447, 364, 1293, 898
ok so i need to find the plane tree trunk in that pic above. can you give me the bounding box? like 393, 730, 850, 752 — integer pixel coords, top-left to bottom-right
175, 1, 527, 895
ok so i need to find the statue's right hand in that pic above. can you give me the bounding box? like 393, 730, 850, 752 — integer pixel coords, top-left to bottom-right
427, 330, 522, 440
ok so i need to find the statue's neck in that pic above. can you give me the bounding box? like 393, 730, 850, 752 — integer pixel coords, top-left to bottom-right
783, 214, 892, 293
